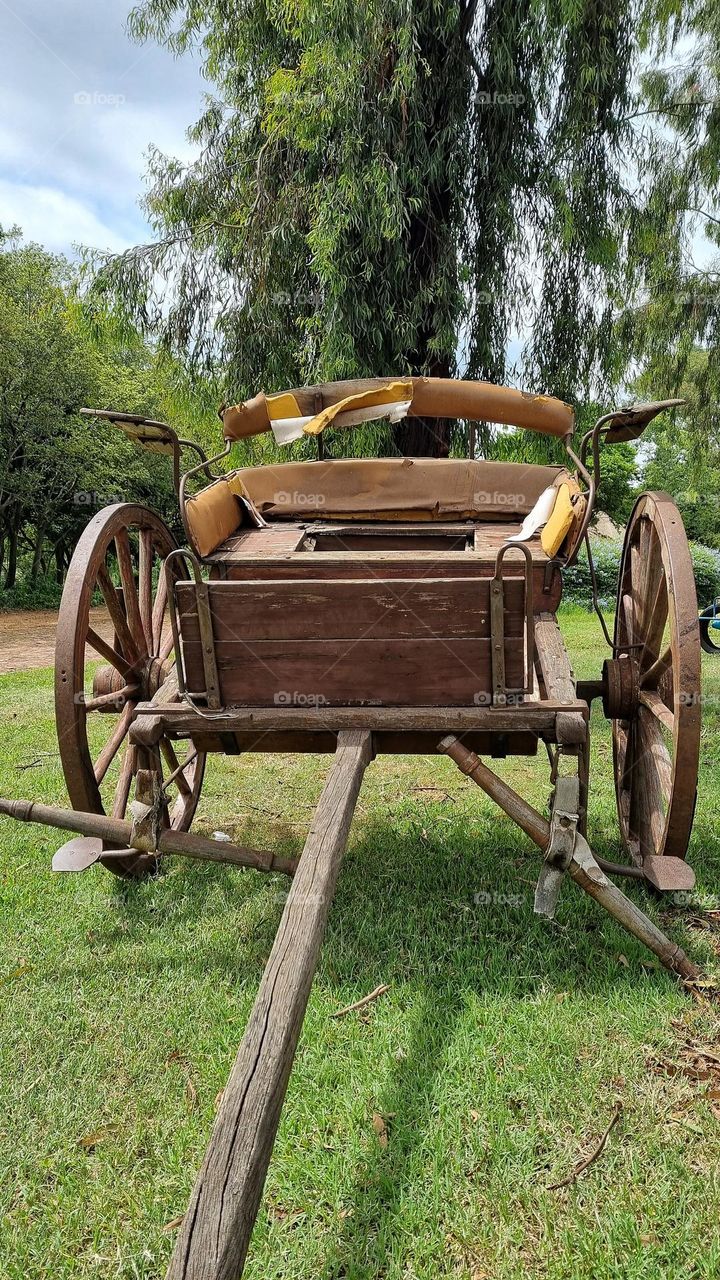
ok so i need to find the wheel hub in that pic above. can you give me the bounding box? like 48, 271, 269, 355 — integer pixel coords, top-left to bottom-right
601, 655, 639, 721
92, 655, 170, 707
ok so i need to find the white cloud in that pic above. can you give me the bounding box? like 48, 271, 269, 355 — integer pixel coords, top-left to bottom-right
0, 178, 136, 255
0, 0, 204, 257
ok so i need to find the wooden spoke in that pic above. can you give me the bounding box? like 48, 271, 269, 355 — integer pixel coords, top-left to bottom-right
152, 570, 169, 654
620, 592, 635, 646
657, 662, 675, 715
83, 684, 140, 713
138, 528, 154, 650
86, 628, 134, 679
640, 643, 671, 690
638, 689, 675, 733
611, 492, 700, 868
115, 528, 147, 659
160, 737, 192, 798
55, 504, 206, 880
97, 563, 141, 665
112, 743, 136, 819
639, 602, 668, 677
94, 702, 135, 785
159, 628, 175, 663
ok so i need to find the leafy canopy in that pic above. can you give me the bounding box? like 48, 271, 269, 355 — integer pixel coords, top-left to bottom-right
89, 0, 646, 458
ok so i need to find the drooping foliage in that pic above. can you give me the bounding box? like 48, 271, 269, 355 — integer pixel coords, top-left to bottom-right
616, 0, 720, 468
89, 0, 646, 456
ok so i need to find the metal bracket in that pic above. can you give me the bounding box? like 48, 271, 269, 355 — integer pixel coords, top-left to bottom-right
534, 774, 580, 919
490, 542, 535, 706
166, 547, 221, 709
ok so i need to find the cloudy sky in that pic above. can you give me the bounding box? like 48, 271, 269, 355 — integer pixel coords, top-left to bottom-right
0, 0, 204, 257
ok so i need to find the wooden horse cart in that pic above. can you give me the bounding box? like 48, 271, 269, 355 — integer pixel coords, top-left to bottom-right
0, 377, 705, 1278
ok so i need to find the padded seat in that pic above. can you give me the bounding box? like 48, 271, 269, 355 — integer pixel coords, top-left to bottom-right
184, 457, 570, 557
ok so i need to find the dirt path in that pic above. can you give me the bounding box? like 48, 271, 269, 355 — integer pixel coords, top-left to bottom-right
0, 608, 113, 674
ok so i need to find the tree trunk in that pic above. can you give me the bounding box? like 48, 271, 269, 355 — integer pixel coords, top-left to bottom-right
30, 525, 45, 582
54, 543, 66, 585
5, 520, 19, 590
391, 14, 463, 458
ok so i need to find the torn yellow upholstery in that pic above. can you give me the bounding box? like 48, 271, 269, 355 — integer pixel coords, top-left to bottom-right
541, 483, 576, 556
221, 377, 575, 441
301, 381, 413, 435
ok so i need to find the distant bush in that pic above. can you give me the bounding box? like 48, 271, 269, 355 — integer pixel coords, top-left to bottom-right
562, 539, 720, 608
691, 543, 720, 605
0, 576, 64, 613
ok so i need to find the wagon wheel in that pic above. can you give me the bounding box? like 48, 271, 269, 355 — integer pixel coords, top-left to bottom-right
55, 504, 205, 879
610, 492, 701, 873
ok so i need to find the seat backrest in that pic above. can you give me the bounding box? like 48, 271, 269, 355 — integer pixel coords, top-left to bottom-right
234, 458, 567, 523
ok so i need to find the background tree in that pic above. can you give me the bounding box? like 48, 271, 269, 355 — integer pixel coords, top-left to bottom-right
0, 229, 183, 600
89, 0, 643, 457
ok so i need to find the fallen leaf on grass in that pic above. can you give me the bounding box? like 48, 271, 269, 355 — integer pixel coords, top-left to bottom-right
78, 1125, 117, 1151
372, 1113, 389, 1148
649, 1041, 720, 1084
163, 1215, 184, 1233
616, 953, 629, 968
267, 1202, 305, 1227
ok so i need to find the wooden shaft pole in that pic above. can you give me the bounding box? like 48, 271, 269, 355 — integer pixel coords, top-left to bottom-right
166, 729, 373, 1280
0, 796, 296, 876
438, 736, 698, 981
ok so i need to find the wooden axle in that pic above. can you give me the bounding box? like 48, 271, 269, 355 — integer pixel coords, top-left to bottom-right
166, 729, 373, 1280
0, 796, 297, 877
438, 737, 699, 982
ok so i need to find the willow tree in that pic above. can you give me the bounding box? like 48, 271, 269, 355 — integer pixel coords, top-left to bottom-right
616, 1, 720, 480
93, 0, 640, 456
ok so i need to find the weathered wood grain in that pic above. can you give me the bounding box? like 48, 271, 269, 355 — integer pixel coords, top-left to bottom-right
180, 636, 524, 707
176, 576, 526, 642
213, 557, 563, 611
534, 612, 577, 704
165, 730, 373, 1280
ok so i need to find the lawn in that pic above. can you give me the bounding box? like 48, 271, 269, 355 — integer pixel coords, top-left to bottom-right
1, 607, 720, 1279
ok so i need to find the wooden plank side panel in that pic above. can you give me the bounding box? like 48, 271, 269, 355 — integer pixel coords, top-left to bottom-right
175, 577, 526, 643
213, 559, 563, 611
181, 637, 523, 706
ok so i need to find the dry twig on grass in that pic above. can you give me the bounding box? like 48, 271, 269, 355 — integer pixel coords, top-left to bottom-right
331, 984, 389, 1019
548, 1103, 623, 1191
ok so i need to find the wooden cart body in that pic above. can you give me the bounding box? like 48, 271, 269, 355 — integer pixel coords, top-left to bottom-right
0, 379, 705, 1280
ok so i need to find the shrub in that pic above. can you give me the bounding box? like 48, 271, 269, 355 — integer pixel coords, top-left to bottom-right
562, 539, 720, 609
0, 576, 64, 613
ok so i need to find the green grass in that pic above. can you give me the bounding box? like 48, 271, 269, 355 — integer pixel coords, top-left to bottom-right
1, 607, 720, 1279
